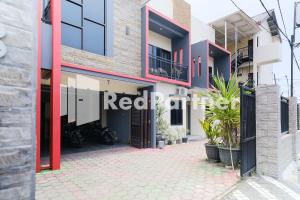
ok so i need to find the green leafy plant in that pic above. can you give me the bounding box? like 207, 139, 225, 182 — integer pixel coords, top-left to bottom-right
202, 75, 240, 147
200, 120, 220, 145
156, 98, 169, 137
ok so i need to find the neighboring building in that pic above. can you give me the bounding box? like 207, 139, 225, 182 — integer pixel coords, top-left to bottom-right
210, 10, 282, 85
188, 10, 282, 139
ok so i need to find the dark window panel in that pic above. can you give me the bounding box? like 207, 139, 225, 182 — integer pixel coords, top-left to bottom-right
62, 23, 82, 49
83, 20, 105, 55
84, 0, 105, 24
62, 0, 82, 27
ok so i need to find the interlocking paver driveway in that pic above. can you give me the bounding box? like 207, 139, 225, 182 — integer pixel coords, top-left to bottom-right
36, 141, 239, 200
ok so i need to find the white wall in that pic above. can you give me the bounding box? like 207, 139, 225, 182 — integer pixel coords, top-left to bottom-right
149, 30, 172, 51
156, 83, 187, 134
147, 0, 173, 19
190, 92, 206, 138
191, 16, 215, 44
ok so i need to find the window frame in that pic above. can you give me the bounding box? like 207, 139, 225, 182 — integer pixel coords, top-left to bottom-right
61, 0, 107, 55
170, 100, 183, 126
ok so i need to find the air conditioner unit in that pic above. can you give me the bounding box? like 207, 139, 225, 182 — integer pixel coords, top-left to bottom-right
176, 87, 188, 97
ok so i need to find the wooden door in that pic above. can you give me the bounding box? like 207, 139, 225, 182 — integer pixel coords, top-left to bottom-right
131, 88, 151, 148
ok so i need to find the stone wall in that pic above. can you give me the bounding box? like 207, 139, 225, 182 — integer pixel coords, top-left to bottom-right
256, 85, 300, 179
62, 0, 142, 78
0, 0, 37, 199
172, 0, 191, 29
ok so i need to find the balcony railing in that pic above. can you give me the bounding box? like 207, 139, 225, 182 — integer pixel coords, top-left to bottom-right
149, 54, 189, 82
231, 46, 253, 70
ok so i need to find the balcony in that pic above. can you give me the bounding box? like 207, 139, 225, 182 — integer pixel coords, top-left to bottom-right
231, 46, 253, 72
149, 54, 189, 82
142, 6, 191, 86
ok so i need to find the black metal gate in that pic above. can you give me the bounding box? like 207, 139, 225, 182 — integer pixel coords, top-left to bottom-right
240, 86, 256, 177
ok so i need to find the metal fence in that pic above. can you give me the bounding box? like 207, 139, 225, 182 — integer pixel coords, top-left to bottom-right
281, 97, 289, 133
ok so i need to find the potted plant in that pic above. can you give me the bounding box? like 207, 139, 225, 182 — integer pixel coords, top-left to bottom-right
166, 129, 177, 145
200, 120, 221, 161
202, 75, 240, 168
182, 128, 189, 143
156, 98, 169, 148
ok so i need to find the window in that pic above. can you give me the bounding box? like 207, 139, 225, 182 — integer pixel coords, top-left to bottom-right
198, 57, 201, 77
42, 0, 51, 24
61, 0, 106, 55
171, 100, 183, 125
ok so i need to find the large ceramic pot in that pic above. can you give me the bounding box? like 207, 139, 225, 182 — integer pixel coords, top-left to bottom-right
205, 143, 220, 161
218, 146, 240, 167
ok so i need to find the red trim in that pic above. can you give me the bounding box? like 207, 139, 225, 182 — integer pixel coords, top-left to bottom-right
62, 62, 157, 83
147, 6, 190, 32
173, 50, 177, 64
206, 41, 209, 89
36, 0, 42, 173
179, 48, 183, 65
207, 40, 232, 79
198, 57, 201, 77
50, 0, 61, 170
144, 6, 191, 87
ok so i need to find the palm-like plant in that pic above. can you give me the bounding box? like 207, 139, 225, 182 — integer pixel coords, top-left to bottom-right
204, 75, 240, 147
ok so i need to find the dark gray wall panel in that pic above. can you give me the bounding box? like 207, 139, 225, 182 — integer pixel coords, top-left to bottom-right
62, 0, 82, 27
83, 20, 105, 55
107, 109, 130, 144
62, 23, 82, 49
191, 41, 208, 88
42, 23, 52, 69
84, 0, 105, 24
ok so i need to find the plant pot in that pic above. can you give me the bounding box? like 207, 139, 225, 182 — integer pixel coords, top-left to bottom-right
176, 139, 182, 144
167, 140, 174, 145
218, 146, 240, 167
205, 143, 220, 161
182, 137, 188, 143
157, 140, 165, 149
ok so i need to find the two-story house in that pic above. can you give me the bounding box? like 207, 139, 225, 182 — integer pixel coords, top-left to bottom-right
38, 0, 159, 171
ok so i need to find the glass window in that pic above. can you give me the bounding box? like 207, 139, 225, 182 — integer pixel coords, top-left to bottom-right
61, 0, 106, 55
171, 100, 183, 126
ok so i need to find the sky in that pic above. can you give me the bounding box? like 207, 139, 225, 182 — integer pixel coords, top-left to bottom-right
186, 0, 300, 100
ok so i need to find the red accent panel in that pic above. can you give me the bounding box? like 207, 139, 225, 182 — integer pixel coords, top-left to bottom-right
36, 0, 42, 173
173, 50, 177, 64
179, 48, 183, 65
50, 0, 61, 170
198, 57, 201, 77
62, 62, 157, 83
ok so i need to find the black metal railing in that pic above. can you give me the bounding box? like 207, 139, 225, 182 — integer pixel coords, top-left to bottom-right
231, 46, 253, 72
281, 97, 289, 133
149, 54, 189, 82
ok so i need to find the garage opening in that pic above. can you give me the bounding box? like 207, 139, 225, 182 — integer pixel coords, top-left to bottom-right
60, 71, 153, 155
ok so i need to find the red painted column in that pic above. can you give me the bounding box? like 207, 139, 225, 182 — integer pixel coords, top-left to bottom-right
50, 0, 61, 170
36, 0, 42, 173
